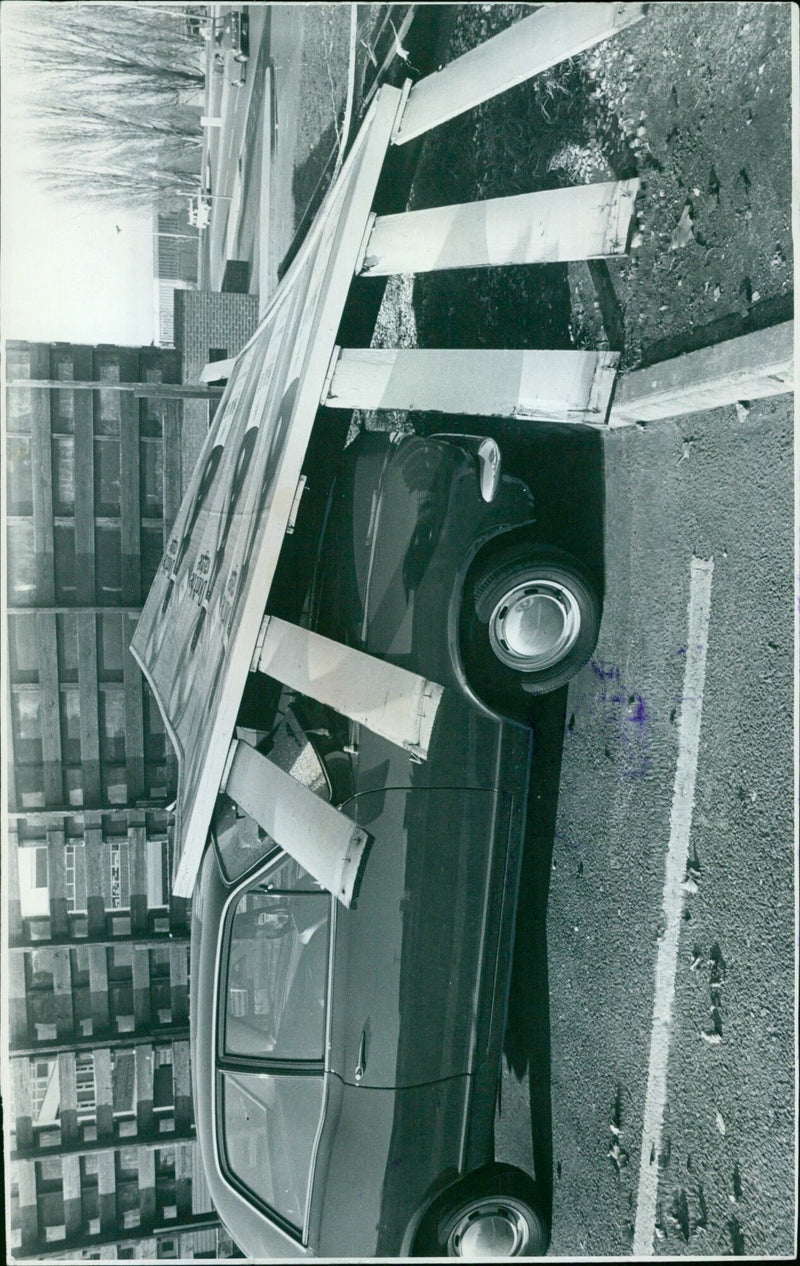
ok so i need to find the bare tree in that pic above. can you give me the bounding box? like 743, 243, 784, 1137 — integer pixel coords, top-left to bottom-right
35, 162, 201, 209
6, 2, 206, 209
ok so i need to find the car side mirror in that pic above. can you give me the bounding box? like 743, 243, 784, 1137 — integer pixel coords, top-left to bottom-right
477, 437, 502, 502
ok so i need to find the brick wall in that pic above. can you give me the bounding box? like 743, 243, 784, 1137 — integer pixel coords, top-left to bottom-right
172, 290, 258, 385
171, 291, 259, 500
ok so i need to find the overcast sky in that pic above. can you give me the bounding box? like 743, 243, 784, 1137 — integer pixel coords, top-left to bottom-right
1, 8, 157, 347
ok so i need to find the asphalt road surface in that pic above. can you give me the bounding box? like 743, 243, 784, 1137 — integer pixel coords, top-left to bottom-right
495, 393, 794, 1258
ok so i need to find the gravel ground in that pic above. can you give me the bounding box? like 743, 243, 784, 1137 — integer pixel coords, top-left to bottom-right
372, 2, 793, 373
569, 0, 794, 367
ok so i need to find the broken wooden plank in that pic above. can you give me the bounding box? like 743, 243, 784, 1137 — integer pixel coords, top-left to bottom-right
199, 356, 237, 383
393, 3, 645, 144
324, 346, 619, 424
610, 321, 794, 425
359, 180, 640, 275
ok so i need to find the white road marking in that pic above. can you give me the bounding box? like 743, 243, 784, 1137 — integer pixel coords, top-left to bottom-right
632, 556, 714, 1256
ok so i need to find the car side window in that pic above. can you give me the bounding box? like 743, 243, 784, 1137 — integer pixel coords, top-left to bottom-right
223, 860, 330, 1063
220, 1069, 323, 1234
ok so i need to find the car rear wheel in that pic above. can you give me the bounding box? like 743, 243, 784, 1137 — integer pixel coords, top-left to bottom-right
413, 1165, 547, 1258
462, 543, 601, 714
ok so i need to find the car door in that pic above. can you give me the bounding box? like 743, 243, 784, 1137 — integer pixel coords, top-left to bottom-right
327, 771, 519, 1091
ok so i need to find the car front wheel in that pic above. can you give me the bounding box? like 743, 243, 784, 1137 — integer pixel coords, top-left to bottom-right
462, 543, 601, 715
413, 1165, 547, 1258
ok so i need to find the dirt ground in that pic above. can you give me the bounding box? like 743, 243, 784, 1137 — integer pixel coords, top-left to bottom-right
388, 2, 794, 372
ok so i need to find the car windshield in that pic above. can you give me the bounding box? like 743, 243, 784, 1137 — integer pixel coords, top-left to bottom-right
221, 1069, 324, 1234
223, 855, 330, 1062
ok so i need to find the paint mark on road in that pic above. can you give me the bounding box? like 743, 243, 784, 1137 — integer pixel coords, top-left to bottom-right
632, 556, 714, 1256
590, 659, 652, 779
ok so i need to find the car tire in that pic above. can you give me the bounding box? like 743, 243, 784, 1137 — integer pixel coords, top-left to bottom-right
413, 1165, 547, 1258
462, 543, 601, 713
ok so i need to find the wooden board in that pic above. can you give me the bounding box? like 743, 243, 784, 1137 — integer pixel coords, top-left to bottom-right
325, 346, 620, 424
162, 400, 183, 535
73, 397, 96, 603
129, 823, 148, 933
73, 346, 96, 602
131, 87, 404, 899
50, 945, 75, 1035
123, 615, 146, 804
169, 943, 189, 1024
89, 945, 111, 1033
393, 2, 645, 144
256, 615, 443, 759
224, 739, 372, 907
135, 1043, 154, 1134
37, 613, 63, 805
610, 320, 794, 425
133, 947, 152, 1028
9, 956, 29, 1045
120, 392, 142, 603
12, 1059, 34, 1149
17, 1160, 38, 1248
7, 828, 23, 942
85, 818, 107, 938
173, 1039, 192, 1130
58, 1050, 80, 1143
77, 612, 102, 806
359, 180, 639, 275
29, 346, 55, 602
47, 827, 70, 940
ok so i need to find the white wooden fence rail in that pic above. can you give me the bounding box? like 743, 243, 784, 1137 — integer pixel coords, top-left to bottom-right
324, 347, 620, 425
393, 2, 646, 144
358, 180, 640, 275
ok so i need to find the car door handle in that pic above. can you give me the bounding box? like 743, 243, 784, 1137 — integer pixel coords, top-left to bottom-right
354, 1028, 367, 1082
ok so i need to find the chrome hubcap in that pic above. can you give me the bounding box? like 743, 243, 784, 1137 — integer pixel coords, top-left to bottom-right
448, 1198, 531, 1257
488, 579, 581, 672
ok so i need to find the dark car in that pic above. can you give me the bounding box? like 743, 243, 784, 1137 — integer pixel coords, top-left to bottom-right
190, 428, 602, 1257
